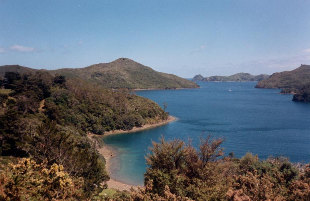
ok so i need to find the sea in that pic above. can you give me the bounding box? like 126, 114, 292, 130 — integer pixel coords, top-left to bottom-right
102, 81, 310, 186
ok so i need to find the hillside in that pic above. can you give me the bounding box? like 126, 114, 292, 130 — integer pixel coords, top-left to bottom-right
51, 58, 198, 89
0, 65, 37, 77
292, 84, 310, 102
256, 65, 310, 102
255, 65, 310, 90
0, 70, 169, 196
0, 58, 198, 89
193, 73, 269, 82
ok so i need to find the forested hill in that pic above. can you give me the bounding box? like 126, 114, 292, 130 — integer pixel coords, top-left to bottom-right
256, 64, 310, 102
0, 58, 198, 89
0, 71, 168, 196
0, 65, 37, 75
193, 73, 269, 82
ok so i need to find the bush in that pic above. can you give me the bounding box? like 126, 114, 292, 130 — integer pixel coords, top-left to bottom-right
0, 158, 84, 200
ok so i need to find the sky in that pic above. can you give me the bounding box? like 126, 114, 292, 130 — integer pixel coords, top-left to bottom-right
1, 0, 310, 77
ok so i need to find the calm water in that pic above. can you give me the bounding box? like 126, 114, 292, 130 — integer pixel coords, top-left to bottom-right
103, 82, 310, 185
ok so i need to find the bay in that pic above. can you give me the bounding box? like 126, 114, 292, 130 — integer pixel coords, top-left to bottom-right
103, 82, 310, 185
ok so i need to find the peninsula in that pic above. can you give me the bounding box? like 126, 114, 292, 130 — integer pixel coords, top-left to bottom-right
256, 64, 310, 102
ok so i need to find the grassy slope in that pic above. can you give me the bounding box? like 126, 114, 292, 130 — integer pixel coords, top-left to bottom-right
256, 65, 310, 102
0, 58, 198, 89
255, 65, 310, 90
51, 58, 198, 89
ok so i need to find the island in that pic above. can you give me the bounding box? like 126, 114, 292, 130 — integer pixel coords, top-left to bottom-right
193, 73, 269, 82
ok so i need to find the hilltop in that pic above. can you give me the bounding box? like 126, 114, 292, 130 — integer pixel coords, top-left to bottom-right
255, 64, 310, 91
51, 58, 198, 89
193, 73, 269, 82
0, 65, 37, 75
256, 64, 310, 102
0, 58, 198, 90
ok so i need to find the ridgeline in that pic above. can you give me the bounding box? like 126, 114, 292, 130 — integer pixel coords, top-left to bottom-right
0, 58, 198, 90
193, 73, 269, 82
256, 64, 310, 102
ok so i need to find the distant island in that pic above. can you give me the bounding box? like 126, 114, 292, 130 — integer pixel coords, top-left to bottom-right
256, 64, 310, 102
193, 73, 269, 82
0, 58, 198, 90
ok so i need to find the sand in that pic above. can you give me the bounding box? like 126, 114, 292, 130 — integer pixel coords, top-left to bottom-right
104, 115, 176, 136
88, 115, 176, 191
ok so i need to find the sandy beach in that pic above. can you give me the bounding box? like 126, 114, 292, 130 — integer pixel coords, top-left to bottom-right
88, 115, 176, 191
104, 115, 176, 136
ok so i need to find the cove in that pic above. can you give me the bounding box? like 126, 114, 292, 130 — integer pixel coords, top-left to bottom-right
102, 82, 310, 186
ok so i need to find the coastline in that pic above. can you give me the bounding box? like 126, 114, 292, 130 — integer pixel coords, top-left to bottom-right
88, 134, 136, 191
104, 115, 177, 136
133, 87, 198, 91
88, 115, 177, 191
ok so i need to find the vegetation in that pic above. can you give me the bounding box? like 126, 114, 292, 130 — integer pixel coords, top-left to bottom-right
293, 84, 310, 102
256, 64, 310, 102
1, 67, 309, 200
0, 158, 84, 200
51, 58, 198, 89
135, 137, 310, 201
1, 132, 310, 200
0, 71, 168, 198
193, 73, 269, 82
0, 58, 199, 90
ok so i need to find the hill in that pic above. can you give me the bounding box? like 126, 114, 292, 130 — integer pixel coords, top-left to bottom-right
256, 64, 310, 102
0, 58, 198, 89
193, 73, 269, 82
0, 65, 37, 77
0, 70, 169, 195
51, 58, 198, 89
255, 65, 310, 91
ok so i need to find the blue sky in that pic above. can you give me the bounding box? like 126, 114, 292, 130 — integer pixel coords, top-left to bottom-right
1, 0, 310, 77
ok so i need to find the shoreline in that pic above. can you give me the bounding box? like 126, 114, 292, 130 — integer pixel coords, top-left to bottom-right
104, 115, 177, 136
133, 87, 198, 91
88, 115, 177, 191
88, 134, 137, 191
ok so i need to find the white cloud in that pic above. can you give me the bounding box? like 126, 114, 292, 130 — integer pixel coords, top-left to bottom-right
10, 45, 35, 52
0, 47, 5, 53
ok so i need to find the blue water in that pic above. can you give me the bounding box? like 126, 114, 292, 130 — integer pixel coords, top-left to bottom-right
103, 82, 310, 185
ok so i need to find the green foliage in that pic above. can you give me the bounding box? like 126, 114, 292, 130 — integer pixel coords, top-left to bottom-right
145, 136, 228, 200
44, 78, 167, 134
0, 71, 168, 197
51, 58, 199, 89
144, 137, 310, 201
0, 158, 84, 200
27, 120, 109, 193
